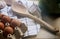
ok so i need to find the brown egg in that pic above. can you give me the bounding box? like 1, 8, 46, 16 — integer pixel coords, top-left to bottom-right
2, 15, 11, 23
10, 19, 21, 28
0, 14, 4, 19
0, 22, 4, 30
4, 26, 13, 34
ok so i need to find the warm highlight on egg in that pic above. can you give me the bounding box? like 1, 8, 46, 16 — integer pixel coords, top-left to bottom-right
2, 15, 11, 23
10, 19, 21, 28
0, 22, 4, 30
4, 26, 13, 34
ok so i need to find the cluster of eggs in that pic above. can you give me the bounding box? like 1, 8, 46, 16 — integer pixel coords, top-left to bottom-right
0, 13, 22, 37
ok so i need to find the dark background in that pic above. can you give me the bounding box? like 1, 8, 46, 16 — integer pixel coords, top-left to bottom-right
39, 0, 60, 18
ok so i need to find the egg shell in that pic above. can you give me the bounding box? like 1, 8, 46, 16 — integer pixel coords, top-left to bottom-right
10, 19, 21, 28
4, 26, 13, 34
0, 22, 4, 30
0, 14, 4, 19
2, 15, 11, 23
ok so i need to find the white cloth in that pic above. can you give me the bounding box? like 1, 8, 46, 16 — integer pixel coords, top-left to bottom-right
0, 0, 6, 9
15, 0, 34, 9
